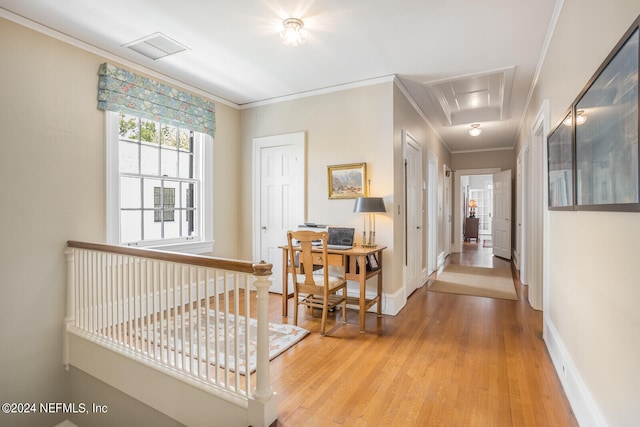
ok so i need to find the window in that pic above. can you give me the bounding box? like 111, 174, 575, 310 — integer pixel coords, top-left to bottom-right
106, 112, 213, 253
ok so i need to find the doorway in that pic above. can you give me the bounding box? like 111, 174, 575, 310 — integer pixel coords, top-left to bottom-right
253, 132, 305, 293
452, 168, 500, 253
403, 130, 422, 298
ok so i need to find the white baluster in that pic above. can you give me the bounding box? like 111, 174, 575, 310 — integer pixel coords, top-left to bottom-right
248, 261, 277, 427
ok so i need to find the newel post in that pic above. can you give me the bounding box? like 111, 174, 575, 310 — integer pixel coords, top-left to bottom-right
248, 260, 278, 427
63, 247, 75, 370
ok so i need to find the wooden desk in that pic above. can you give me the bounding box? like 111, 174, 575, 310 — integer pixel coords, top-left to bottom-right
280, 245, 386, 333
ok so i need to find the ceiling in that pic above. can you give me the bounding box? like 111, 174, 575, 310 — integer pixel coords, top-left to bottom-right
0, 0, 559, 152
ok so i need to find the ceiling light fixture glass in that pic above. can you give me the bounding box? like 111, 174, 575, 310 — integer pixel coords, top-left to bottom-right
281, 18, 305, 46
469, 123, 482, 136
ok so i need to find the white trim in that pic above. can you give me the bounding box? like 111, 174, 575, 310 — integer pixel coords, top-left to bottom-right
545, 320, 609, 427
451, 146, 514, 154
242, 75, 396, 109
105, 112, 214, 254
515, 0, 565, 147
393, 77, 452, 153
0, 9, 236, 109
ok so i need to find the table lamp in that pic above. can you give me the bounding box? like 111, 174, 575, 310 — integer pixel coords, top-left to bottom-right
468, 199, 477, 218
353, 196, 386, 247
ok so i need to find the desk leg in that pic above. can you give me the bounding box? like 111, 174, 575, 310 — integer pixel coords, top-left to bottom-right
282, 248, 288, 317
377, 249, 383, 318
358, 254, 366, 333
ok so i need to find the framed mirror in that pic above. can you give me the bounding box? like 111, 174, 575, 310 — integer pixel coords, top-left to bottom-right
548, 109, 575, 209
574, 22, 639, 211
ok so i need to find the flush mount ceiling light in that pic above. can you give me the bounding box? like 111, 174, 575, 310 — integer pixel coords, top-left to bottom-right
468, 123, 482, 136
281, 17, 305, 46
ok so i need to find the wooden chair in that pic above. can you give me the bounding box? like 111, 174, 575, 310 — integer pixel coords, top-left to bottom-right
287, 230, 348, 335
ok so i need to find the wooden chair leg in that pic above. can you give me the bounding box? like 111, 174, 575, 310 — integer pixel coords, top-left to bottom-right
293, 290, 299, 326
342, 290, 347, 324
320, 297, 329, 336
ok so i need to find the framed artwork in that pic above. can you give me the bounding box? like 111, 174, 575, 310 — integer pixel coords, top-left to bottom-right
574, 18, 639, 211
327, 163, 367, 199
547, 108, 575, 210
366, 253, 380, 271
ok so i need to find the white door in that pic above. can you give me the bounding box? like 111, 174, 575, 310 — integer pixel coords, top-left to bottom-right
492, 170, 512, 259
253, 133, 305, 293
444, 166, 452, 257
427, 153, 438, 274
404, 131, 422, 297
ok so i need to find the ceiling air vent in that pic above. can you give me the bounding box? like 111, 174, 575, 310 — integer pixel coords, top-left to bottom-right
124, 32, 188, 60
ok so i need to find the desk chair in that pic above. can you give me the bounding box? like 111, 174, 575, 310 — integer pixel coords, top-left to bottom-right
287, 230, 347, 335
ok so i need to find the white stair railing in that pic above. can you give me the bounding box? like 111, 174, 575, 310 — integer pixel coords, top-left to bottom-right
64, 241, 276, 427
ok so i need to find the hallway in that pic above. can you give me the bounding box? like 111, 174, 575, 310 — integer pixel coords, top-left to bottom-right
268, 243, 578, 426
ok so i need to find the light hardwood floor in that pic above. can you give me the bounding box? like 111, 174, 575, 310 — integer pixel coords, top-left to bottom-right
266, 238, 578, 426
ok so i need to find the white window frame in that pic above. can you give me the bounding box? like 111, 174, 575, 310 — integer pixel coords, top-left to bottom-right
106, 111, 214, 254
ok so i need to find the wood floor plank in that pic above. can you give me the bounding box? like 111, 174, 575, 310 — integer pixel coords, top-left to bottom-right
268, 242, 578, 426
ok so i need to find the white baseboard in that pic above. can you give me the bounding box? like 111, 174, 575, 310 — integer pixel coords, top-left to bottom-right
544, 319, 608, 427
346, 286, 405, 316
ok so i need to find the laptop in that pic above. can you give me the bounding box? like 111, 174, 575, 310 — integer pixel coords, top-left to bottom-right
326, 227, 355, 250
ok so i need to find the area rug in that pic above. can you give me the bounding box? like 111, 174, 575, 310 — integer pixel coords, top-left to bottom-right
428, 265, 517, 300
139, 308, 309, 375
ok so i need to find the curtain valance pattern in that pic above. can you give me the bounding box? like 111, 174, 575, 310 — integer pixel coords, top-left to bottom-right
97, 63, 215, 137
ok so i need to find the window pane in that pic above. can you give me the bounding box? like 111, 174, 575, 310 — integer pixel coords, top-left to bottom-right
143, 179, 161, 209
161, 148, 178, 177
164, 215, 180, 239
182, 182, 195, 208
183, 209, 197, 236
140, 145, 159, 175
119, 140, 139, 173
178, 129, 191, 151
178, 152, 192, 179
140, 118, 159, 144
120, 211, 141, 243
121, 177, 141, 208
161, 124, 178, 148
143, 211, 162, 240
119, 114, 139, 141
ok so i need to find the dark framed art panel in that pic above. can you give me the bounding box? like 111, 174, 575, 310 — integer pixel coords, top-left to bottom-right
547, 108, 575, 210
574, 17, 639, 211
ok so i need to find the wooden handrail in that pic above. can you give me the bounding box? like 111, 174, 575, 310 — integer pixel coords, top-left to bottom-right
67, 240, 271, 276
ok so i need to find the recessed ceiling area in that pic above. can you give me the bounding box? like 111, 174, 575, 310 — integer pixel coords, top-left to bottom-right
423, 66, 515, 127
0, 0, 561, 152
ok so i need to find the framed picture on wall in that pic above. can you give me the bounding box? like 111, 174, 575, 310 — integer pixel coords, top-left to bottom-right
573, 17, 639, 211
327, 163, 367, 199
547, 108, 575, 210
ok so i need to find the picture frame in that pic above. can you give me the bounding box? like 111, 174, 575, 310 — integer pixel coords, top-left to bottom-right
366, 253, 380, 271
327, 163, 367, 199
547, 108, 575, 210
573, 18, 639, 211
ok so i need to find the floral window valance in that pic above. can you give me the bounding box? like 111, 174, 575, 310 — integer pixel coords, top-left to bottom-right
97, 63, 215, 138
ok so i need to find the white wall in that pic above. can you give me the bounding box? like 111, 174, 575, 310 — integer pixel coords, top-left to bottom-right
393, 84, 452, 278
515, 1, 640, 425
0, 17, 240, 427
239, 84, 398, 302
